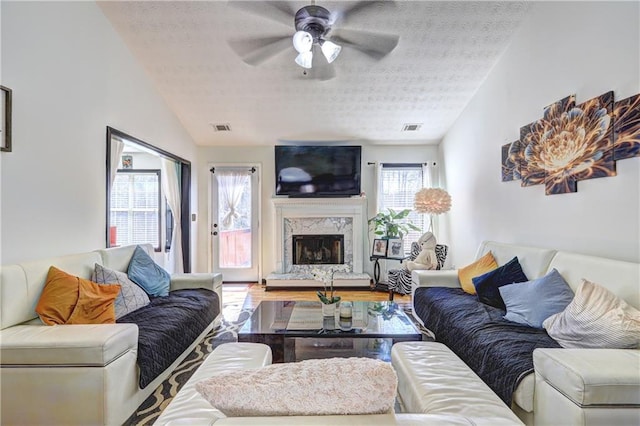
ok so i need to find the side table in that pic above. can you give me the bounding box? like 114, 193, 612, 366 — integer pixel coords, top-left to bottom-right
370, 255, 408, 299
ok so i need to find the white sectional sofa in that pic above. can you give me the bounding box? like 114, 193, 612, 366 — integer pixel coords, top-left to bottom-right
0, 244, 223, 426
411, 241, 640, 426
155, 342, 523, 425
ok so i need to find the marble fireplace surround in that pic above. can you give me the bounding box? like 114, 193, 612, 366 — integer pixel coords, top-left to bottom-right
269, 197, 369, 288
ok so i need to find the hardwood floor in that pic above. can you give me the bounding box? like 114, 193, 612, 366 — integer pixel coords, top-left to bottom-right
223, 283, 411, 310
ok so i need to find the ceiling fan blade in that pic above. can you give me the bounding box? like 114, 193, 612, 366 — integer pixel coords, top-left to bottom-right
227, 1, 296, 27
330, 29, 399, 60
228, 36, 292, 66
333, 1, 396, 24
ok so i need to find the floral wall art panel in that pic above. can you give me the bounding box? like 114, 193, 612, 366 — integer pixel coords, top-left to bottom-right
613, 93, 640, 160
507, 91, 639, 196
572, 91, 616, 182
519, 122, 542, 186
501, 140, 521, 181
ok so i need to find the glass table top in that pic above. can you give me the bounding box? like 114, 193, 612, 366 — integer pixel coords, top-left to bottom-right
238, 300, 420, 338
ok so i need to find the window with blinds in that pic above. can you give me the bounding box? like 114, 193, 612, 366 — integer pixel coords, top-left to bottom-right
378, 164, 426, 253
110, 170, 161, 250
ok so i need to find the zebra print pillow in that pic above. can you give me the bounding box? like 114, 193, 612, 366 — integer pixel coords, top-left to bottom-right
543, 279, 640, 349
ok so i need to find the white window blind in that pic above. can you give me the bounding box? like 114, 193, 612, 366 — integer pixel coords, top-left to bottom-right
110, 171, 160, 249
378, 164, 426, 253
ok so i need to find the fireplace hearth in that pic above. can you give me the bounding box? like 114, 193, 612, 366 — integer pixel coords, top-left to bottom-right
293, 234, 344, 265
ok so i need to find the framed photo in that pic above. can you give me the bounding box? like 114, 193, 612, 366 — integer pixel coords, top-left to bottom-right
1, 85, 12, 152
122, 155, 133, 169
372, 238, 388, 257
387, 238, 404, 259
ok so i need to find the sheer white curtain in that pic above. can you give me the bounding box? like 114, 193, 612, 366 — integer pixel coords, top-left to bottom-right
424, 161, 439, 188
423, 161, 442, 236
375, 162, 384, 212
218, 170, 250, 229
110, 138, 125, 187
161, 158, 183, 274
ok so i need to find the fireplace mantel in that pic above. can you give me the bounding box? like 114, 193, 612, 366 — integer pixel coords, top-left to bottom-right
272, 197, 367, 275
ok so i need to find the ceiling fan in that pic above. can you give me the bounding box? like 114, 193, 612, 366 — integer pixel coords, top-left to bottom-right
227, 1, 400, 80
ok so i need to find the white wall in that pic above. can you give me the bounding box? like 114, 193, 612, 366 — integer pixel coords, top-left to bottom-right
440, 1, 640, 267
196, 144, 438, 279
0, 2, 198, 264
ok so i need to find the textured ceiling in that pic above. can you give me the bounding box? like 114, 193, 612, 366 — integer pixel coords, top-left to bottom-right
99, 1, 532, 146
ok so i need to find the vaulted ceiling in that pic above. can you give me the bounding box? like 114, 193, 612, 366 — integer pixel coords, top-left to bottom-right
99, 1, 532, 146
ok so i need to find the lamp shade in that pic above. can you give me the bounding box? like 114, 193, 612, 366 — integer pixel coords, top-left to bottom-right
295, 51, 313, 69
293, 31, 313, 53
320, 40, 341, 63
414, 188, 452, 215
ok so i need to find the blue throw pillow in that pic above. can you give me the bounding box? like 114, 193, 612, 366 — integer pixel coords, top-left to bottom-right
472, 256, 528, 309
499, 269, 574, 328
127, 245, 170, 297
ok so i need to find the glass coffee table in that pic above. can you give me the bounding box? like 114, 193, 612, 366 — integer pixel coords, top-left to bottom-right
238, 300, 422, 363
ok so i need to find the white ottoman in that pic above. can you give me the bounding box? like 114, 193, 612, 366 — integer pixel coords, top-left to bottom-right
154, 342, 272, 426
391, 341, 523, 425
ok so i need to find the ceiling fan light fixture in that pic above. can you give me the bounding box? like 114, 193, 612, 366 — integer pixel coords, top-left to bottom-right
320, 40, 342, 63
295, 51, 313, 69
292, 30, 313, 53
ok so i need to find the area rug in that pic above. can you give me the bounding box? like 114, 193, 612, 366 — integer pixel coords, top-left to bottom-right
123, 302, 427, 425
123, 304, 254, 426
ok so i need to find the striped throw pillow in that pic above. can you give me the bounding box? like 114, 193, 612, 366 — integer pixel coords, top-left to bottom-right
543, 279, 640, 349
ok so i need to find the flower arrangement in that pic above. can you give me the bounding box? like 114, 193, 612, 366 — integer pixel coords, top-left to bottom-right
312, 265, 348, 305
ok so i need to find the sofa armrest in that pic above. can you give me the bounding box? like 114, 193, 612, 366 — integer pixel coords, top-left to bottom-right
170, 273, 222, 292
0, 324, 138, 366
533, 348, 640, 406
411, 269, 460, 294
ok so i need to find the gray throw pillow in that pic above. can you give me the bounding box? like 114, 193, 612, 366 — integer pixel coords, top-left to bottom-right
92, 263, 150, 319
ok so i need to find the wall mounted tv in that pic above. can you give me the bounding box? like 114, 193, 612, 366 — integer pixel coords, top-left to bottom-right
275, 145, 362, 197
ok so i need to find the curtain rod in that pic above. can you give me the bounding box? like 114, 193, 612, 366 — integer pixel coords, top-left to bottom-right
366, 162, 437, 167
210, 167, 256, 174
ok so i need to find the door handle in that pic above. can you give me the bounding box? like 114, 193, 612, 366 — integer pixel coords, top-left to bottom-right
212, 231, 218, 236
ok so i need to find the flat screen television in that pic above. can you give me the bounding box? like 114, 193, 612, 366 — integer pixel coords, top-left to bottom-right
275, 145, 361, 197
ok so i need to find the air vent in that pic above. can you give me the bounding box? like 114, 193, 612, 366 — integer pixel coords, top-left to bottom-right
211, 123, 231, 132
402, 123, 422, 132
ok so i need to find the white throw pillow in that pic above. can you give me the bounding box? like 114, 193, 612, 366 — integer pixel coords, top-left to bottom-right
195, 357, 397, 416
543, 279, 640, 349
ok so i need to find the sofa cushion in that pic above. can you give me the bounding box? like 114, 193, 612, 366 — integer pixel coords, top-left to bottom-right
195, 357, 397, 417
473, 256, 528, 310
412, 286, 560, 406
93, 263, 150, 319
118, 288, 219, 388
36, 266, 119, 325
127, 245, 170, 297
499, 268, 574, 328
543, 279, 640, 349
458, 252, 498, 294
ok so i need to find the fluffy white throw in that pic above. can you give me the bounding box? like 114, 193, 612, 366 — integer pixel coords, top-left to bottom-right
195, 357, 398, 417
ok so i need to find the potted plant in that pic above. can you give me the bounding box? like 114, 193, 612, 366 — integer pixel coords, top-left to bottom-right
368, 208, 421, 239
312, 266, 347, 316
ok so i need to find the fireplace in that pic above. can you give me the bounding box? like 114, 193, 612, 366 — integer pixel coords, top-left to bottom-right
271, 197, 367, 281
293, 234, 344, 265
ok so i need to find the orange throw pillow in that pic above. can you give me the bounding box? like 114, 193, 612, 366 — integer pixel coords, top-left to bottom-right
36, 266, 81, 325
458, 252, 498, 295
36, 266, 120, 325
67, 279, 120, 324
